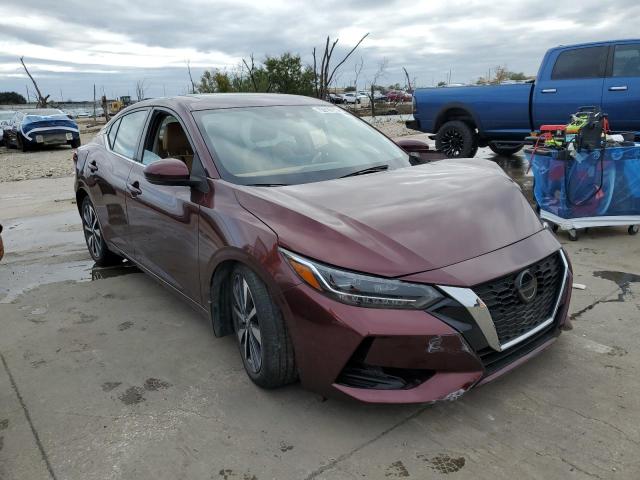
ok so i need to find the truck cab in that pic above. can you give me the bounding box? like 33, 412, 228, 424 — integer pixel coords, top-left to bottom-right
409, 39, 640, 158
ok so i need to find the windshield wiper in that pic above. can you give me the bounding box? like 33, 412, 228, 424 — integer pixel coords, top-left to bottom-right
340, 164, 389, 178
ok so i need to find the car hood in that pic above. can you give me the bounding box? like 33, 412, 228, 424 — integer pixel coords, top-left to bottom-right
234, 159, 544, 277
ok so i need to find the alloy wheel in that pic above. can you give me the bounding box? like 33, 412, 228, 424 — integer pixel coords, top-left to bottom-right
82, 201, 103, 259
440, 129, 464, 157
232, 274, 263, 373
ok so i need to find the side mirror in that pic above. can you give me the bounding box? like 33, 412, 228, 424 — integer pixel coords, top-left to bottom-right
393, 137, 448, 163
143, 158, 194, 186
408, 151, 424, 166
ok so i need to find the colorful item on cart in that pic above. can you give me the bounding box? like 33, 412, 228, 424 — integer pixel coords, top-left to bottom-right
531, 146, 640, 219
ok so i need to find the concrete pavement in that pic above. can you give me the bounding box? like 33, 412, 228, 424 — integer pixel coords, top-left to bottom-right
0, 150, 639, 479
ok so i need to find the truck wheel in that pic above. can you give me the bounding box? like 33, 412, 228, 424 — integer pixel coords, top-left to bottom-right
436, 121, 478, 158
489, 144, 523, 156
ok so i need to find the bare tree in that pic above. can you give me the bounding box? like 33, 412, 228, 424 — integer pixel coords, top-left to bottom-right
186, 60, 197, 93
241, 54, 272, 92
402, 67, 413, 93
353, 57, 364, 91
135, 79, 147, 101
19, 57, 49, 107
369, 58, 388, 117
312, 33, 369, 99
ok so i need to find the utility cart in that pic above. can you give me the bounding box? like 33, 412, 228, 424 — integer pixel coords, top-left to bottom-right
530, 145, 640, 240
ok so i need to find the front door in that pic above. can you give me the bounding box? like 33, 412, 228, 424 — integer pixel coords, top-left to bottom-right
533, 45, 608, 126
602, 43, 640, 132
125, 110, 201, 302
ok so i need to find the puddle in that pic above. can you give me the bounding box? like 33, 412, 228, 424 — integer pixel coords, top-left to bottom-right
0, 260, 141, 303
593, 270, 640, 301
90, 262, 140, 281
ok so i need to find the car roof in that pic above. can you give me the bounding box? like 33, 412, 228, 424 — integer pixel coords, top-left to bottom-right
552, 38, 640, 51
131, 93, 326, 112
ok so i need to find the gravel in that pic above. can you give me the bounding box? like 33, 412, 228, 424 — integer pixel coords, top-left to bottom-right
0, 129, 98, 183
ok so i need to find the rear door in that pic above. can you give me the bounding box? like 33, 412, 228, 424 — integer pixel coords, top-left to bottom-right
602, 42, 640, 132
533, 45, 608, 126
87, 109, 149, 255
124, 108, 202, 302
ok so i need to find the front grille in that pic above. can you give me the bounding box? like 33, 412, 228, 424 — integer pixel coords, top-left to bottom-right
478, 322, 558, 375
473, 252, 564, 347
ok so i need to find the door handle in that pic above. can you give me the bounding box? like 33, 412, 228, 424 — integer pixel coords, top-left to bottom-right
609, 85, 628, 91
127, 181, 142, 197
88, 160, 98, 172
541, 88, 557, 94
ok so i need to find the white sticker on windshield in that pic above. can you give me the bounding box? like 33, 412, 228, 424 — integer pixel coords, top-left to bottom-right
312, 106, 344, 114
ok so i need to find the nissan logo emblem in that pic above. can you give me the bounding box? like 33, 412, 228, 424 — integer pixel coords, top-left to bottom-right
515, 269, 537, 303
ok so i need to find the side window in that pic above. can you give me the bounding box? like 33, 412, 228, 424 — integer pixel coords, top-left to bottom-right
551, 46, 608, 80
107, 118, 121, 149
111, 110, 148, 159
612, 44, 640, 77
142, 113, 195, 172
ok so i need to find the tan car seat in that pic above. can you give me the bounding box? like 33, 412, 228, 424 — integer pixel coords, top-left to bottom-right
163, 122, 194, 172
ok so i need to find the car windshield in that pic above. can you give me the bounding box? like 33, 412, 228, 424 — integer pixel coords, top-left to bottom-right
194, 105, 410, 185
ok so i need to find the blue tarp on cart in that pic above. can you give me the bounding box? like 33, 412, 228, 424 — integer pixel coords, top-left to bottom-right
531, 146, 640, 219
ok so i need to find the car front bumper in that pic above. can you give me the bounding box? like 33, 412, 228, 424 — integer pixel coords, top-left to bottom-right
280, 234, 572, 404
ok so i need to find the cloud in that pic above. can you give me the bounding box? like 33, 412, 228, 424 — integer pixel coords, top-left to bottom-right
0, 0, 638, 99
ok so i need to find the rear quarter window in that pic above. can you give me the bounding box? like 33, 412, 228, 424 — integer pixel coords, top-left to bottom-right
107, 118, 121, 149
551, 46, 608, 80
111, 110, 148, 159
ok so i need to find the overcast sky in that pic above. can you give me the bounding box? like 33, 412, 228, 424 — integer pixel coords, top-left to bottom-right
0, 0, 638, 101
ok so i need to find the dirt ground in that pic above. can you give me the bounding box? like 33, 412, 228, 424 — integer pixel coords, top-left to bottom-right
0, 139, 639, 479
0, 120, 101, 182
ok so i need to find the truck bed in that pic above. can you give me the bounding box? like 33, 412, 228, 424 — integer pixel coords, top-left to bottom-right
413, 83, 534, 140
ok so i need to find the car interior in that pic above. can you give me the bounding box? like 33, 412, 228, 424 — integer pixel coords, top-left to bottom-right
143, 114, 195, 172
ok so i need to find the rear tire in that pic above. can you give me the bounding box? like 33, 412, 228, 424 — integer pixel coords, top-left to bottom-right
489, 144, 523, 156
70, 138, 81, 148
81, 197, 123, 266
435, 120, 478, 158
629, 225, 639, 235
230, 265, 297, 389
568, 229, 579, 241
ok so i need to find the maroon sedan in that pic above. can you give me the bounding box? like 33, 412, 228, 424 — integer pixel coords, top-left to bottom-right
74, 94, 571, 404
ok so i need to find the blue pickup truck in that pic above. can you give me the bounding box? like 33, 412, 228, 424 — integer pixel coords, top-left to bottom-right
408, 39, 640, 157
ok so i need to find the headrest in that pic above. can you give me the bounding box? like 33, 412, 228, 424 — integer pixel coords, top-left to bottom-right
163, 121, 191, 155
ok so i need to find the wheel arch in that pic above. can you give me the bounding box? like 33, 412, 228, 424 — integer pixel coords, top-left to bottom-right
207, 247, 293, 338
434, 103, 481, 134
75, 187, 89, 214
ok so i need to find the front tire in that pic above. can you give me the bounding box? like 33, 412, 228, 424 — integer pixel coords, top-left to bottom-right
81, 197, 122, 266
231, 265, 296, 389
17, 135, 30, 152
489, 144, 523, 156
70, 138, 81, 148
435, 120, 478, 158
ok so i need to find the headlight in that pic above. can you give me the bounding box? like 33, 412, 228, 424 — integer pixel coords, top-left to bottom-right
281, 248, 443, 309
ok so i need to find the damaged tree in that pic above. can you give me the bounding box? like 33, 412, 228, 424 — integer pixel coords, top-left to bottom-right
20, 57, 49, 107
135, 79, 147, 102
312, 33, 369, 100
186, 60, 198, 94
